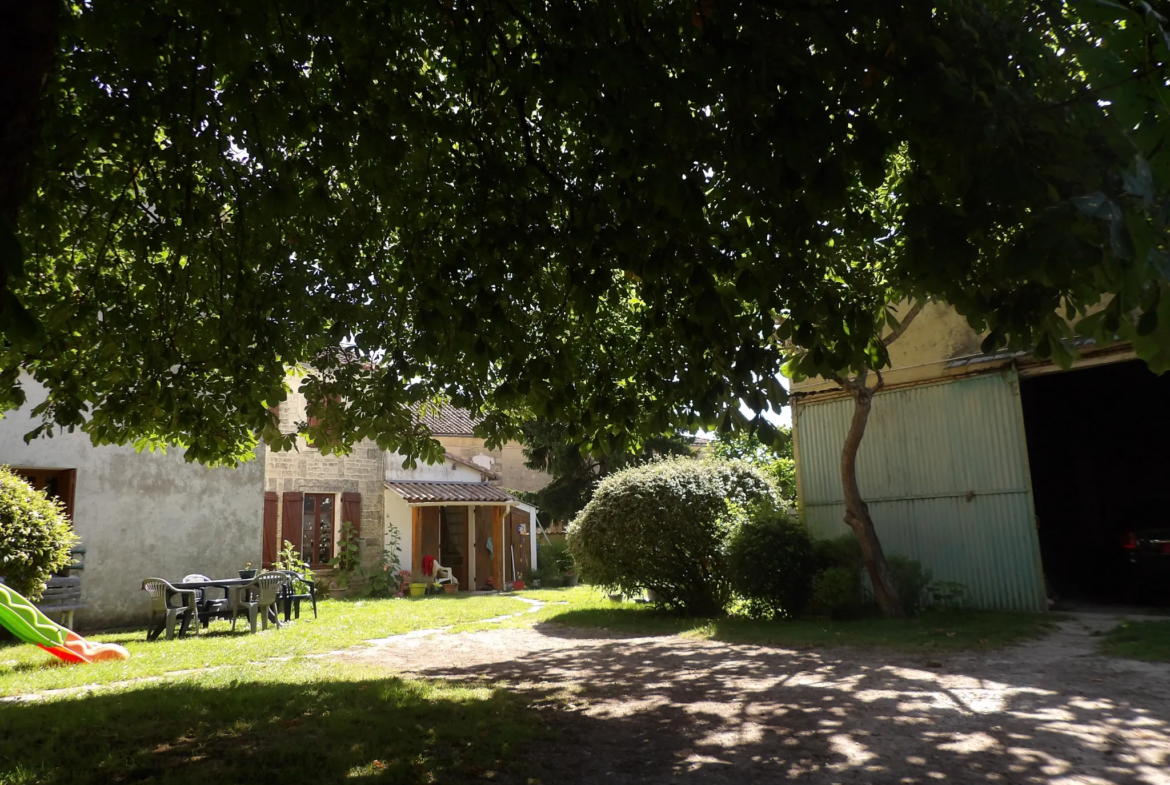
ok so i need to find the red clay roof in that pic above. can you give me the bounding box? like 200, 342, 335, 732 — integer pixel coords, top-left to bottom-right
385, 481, 515, 504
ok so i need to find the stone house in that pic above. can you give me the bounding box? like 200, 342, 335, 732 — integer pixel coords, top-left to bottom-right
264, 380, 538, 589
791, 301, 1166, 610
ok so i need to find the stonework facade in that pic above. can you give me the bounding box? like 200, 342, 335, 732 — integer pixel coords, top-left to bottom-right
264, 379, 386, 575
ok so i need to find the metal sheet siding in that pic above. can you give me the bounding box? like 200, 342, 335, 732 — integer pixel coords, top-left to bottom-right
795, 371, 1046, 611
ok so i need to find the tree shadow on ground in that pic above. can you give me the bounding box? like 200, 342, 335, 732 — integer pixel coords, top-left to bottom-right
409, 621, 1170, 784
0, 673, 539, 785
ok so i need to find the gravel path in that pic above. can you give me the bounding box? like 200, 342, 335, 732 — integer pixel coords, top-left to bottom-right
335, 613, 1170, 784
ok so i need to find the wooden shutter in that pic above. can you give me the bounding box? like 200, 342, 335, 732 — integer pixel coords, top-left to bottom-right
341, 491, 361, 537
281, 491, 304, 556
509, 509, 531, 579
420, 506, 441, 562
262, 492, 279, 567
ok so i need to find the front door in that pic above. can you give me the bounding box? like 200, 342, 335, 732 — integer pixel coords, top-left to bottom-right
474, 507, 495, 590
439, 506, 469, 589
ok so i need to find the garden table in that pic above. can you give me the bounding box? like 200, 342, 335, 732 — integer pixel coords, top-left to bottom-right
171, 577, 263, 635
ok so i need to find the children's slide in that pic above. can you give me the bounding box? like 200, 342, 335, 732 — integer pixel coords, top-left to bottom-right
0, 582, 129, 664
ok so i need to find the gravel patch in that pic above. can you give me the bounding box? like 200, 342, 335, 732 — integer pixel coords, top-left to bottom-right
335, 615, 1170, 784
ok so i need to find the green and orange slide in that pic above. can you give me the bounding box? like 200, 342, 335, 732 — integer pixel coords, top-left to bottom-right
0, 582, 129, 664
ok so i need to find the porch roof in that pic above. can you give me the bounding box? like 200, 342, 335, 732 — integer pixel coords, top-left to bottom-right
385, 480, 516, 505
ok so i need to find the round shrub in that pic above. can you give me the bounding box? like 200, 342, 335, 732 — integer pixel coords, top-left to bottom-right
0, 467, 77, 599
728, 506, 817, 619
567, 457, 774, 616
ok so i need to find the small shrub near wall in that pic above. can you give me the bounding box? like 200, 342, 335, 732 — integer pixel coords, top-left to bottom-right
808, 533, 951, 618
0, 467, 77, 599
727, 505, 817, 619
567, 457, 774, 616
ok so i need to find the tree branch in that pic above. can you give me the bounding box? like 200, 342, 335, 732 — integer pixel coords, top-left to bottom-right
882, 300, 924, 347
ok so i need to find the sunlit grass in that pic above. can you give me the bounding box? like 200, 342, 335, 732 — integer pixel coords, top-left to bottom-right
1100, 620, 1170, 662
494, 586, 1055, 652
0, 594, 529, 696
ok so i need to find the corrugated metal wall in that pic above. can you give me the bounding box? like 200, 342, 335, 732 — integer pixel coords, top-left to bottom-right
794, 370, 1047, 611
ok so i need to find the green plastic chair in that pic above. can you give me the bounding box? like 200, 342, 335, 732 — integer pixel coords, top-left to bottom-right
235, 572, 288, 633
141, 578, 198, 640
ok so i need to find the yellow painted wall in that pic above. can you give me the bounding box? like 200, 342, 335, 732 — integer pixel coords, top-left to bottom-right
790, 300, 1133, 398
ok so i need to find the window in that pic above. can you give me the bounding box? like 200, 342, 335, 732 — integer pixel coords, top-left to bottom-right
12, 468, 76, 522
301, 493, 335, 567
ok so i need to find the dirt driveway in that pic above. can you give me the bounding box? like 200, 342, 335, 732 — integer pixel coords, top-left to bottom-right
336, 615, 1170, 784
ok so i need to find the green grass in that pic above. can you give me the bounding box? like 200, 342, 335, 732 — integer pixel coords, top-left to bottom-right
0, 660, 538, 785
502, 586, 1056, 652
0, 594, 529, 696
1099, 620, 1170, 662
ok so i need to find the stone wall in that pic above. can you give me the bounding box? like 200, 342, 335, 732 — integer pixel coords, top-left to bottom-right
264, 380, 385, 575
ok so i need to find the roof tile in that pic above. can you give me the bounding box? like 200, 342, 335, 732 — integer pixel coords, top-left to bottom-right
385, 481, 515, 504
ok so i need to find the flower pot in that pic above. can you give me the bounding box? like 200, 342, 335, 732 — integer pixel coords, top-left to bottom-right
328, 587, 347, 601
409, 582, 427, 598
512, 580, 525, 591
238, 569, 257, 580
443, 584, 458, 594
563, 573, 579, 587
608, 593, 623, 602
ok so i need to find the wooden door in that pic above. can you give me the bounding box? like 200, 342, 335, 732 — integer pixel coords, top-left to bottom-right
474, 507, 494, 589
439, 506, 468, 588
418, 507, 441, 576
509, 508, 532, 580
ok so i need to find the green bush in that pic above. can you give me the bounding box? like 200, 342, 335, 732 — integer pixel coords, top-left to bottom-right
887, 555, 934, 615
809, 533, 942, 617
0, 467, 77, 599
567, 457, 774, 616
809, 566, 867, 619
538, 538, 574, 574
727, 505, 817, 619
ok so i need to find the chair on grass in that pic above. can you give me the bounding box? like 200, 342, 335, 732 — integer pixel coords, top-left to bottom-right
183, 573, 230, 629
275, 569, 318, 621
142, 578, 198, 640
233, 572, 288, 633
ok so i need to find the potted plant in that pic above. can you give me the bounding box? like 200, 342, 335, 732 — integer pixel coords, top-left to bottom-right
327, 521, 361, 600
562, 571, 579, 587
238, 562, 257, 580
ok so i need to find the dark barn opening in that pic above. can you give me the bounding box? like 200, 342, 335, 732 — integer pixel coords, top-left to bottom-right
1020, 359, 1170, 607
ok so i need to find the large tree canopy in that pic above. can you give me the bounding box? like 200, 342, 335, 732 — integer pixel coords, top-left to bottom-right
1, 0, 1167, 464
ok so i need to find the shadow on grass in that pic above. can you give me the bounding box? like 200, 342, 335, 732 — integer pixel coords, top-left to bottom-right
540, 606, 1056, 651
0, 674, 538, 785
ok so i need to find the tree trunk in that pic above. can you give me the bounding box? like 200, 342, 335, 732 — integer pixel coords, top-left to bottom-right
839, 380, 907, 618
0, 0, 59, 311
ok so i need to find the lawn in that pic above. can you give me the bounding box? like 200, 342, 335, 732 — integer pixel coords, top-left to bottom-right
0, 594, 542, 785
0, 587, 1059, 784
1099, 619, 1170, 662
0, 594, 530, 697
497, 586, 1057, 652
